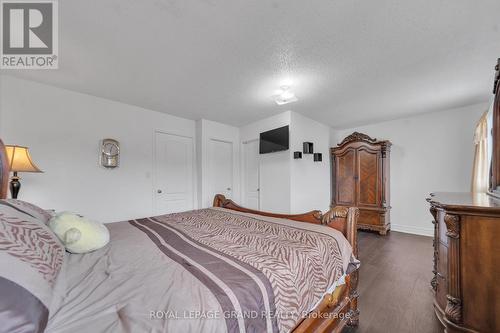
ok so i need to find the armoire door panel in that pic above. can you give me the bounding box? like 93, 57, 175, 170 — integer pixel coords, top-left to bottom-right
335, 148, 356, 205
357, 148, 380, 207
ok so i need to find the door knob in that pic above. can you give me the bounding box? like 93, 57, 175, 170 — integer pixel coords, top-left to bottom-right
157, 189, 163, 194
227, 187, 231, 191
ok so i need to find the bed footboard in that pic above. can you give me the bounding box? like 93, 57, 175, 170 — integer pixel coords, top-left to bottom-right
213, 194, 358, 256
213, 194, 360, 333
292, 270, 359, 333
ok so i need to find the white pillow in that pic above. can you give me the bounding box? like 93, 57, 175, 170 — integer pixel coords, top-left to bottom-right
49, 212, 110, 254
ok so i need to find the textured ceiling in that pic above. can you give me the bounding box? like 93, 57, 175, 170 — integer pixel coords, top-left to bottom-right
3, 0, 500, 128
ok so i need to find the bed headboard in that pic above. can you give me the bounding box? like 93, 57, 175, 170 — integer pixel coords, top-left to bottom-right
0, 139, 9, 199
213, 194, 359, 256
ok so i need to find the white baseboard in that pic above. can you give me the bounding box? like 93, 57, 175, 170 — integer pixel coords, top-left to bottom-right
390, 224, 433, 237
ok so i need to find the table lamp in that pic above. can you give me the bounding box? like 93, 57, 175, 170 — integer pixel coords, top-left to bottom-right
5, 145, 43, 199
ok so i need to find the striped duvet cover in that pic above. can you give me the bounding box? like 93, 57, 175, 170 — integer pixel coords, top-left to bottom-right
47, 207, 359, 333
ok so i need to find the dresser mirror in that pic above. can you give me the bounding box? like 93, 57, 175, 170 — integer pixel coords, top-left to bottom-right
489, 59, 500, 197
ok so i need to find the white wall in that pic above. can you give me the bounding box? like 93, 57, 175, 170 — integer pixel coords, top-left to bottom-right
240, 111, 331, 214
290, 112, 331, 213
0, 76, 197, 222
258, 150, 291, 213
332, 102, 488, 236
196, 119, 240, 208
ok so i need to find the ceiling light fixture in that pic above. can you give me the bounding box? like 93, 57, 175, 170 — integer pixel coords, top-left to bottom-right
273, 86, 298, 105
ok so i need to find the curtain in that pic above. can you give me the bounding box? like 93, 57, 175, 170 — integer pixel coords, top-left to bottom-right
471, 111, 490, 193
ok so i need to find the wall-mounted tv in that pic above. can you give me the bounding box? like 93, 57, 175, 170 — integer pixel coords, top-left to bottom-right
259, 125, 289, 154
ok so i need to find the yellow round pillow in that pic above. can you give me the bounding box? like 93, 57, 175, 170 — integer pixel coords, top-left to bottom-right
49, 212, 110, 254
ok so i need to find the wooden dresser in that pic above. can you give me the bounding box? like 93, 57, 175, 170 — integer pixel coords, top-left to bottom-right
331, 132, 391, 235
427, 192, 500, 333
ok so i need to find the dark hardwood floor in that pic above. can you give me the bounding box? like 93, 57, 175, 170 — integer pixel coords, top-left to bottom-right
345, 231, 443, 333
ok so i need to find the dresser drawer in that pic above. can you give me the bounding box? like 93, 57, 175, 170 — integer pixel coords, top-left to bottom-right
436, 242, 448, 310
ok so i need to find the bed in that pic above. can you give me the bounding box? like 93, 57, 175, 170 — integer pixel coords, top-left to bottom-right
0, 138, 360, 333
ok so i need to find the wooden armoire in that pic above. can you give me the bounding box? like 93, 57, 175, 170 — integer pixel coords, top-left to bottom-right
331, 132, 391, 235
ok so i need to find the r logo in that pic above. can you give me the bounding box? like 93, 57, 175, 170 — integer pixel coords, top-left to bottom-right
1, 0, 57, 69
2, 2, 53, 54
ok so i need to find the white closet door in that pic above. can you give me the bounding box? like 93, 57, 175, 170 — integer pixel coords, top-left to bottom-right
209, 139, 233, 200
154, 132, 194, 214
243, 140, 260, 209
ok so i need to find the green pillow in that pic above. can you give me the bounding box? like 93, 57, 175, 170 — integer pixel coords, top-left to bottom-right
49, 212, 109, 254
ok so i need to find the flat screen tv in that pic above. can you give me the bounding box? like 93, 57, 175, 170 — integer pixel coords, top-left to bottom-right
259, 125, 289, 154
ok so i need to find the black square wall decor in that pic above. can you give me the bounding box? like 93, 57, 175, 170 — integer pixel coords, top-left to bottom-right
294, 151, 302, 159
303, 142, 313, 154
314, 153, 322, 162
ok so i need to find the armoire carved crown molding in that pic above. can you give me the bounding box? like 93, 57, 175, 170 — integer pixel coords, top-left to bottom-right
337, 132, 377, 146
336, 132, 392, 157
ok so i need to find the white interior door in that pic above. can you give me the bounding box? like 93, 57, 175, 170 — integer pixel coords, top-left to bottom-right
243, 140, 260, 209
154, 132, 194, 214
209, 139, 233, 200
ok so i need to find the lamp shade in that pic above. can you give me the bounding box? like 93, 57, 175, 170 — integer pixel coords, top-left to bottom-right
5, 146, 42, 173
